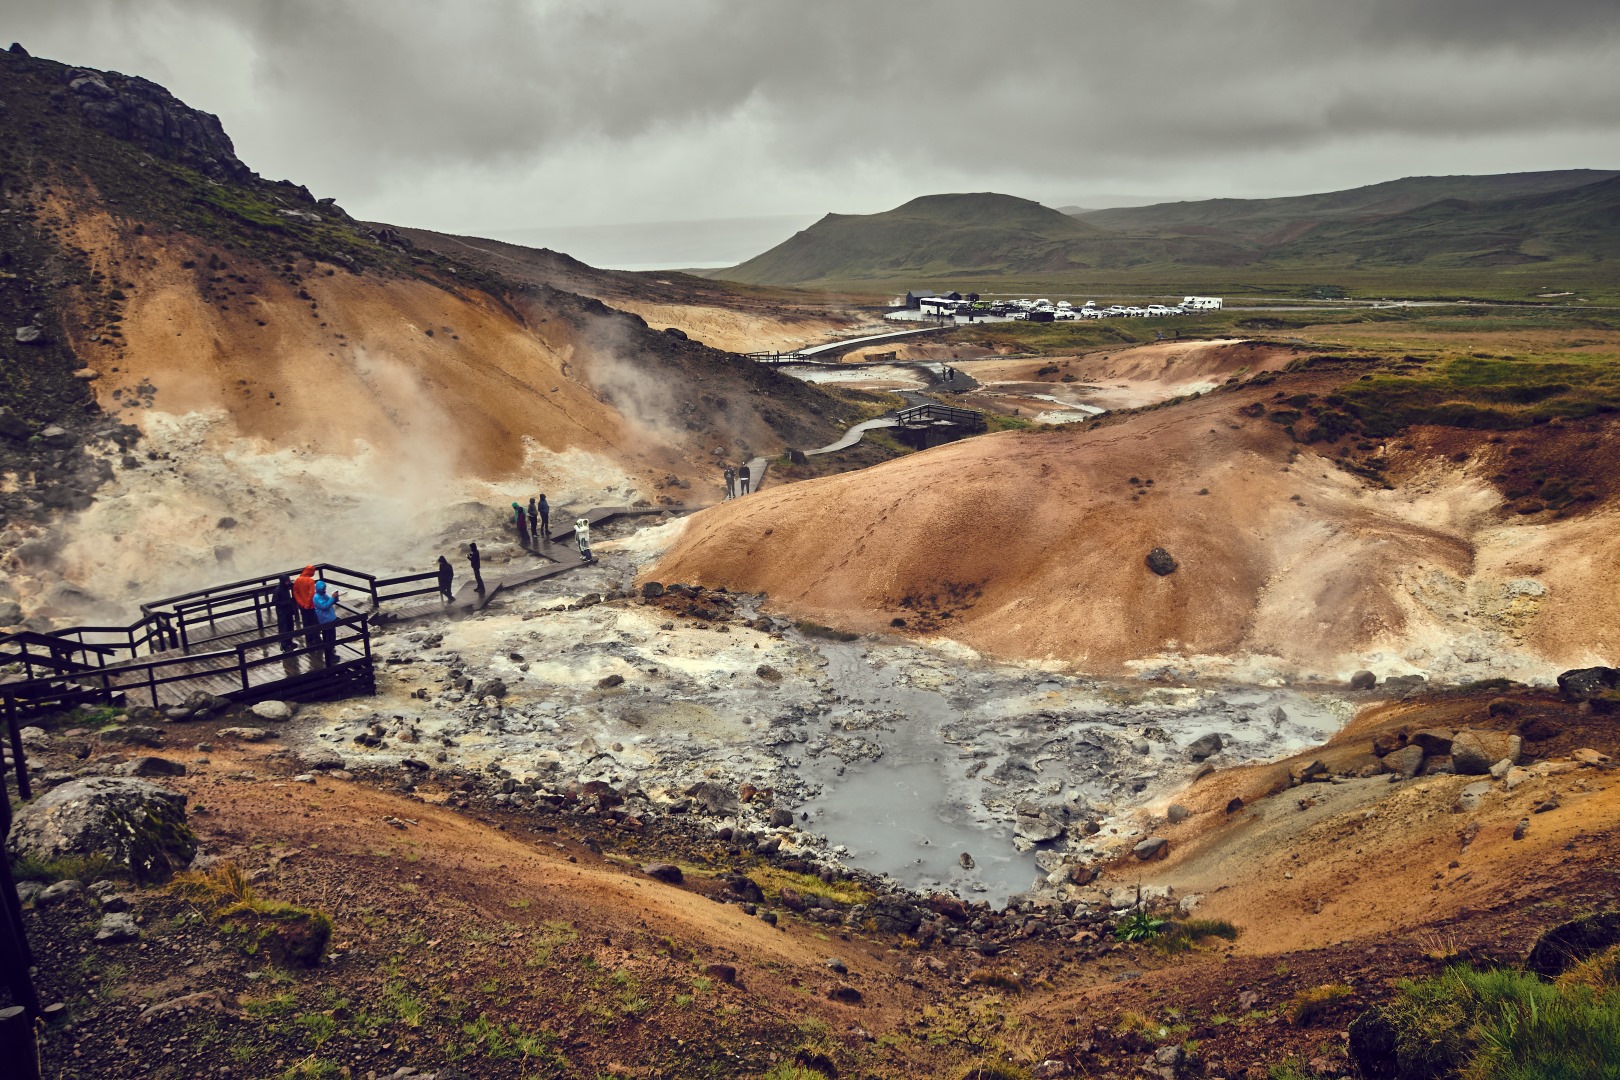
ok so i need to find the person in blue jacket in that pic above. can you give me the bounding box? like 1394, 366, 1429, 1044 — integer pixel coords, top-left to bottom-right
313, 580, 341, 667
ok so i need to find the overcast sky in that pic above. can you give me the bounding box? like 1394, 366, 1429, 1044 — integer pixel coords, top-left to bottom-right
6, 0, 1620, 249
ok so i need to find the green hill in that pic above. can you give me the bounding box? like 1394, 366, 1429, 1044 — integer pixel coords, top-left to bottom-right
719, 193, 1104, 285
718, 173, 1620, 288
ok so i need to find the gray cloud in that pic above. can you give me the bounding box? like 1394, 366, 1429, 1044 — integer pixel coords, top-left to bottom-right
4, 0, 1619, 245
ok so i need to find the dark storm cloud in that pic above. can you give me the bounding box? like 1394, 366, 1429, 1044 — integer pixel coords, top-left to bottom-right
4, 0, 1619, 228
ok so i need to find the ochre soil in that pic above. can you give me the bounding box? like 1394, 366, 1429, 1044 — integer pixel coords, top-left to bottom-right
25, 686, 1620, 1078
648, 344, 1620, 678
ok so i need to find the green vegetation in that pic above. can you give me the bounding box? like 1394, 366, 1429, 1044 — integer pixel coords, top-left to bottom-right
172, 862, 332, 967
1153, 918, 1242, 955
1340, 352, 1620, 435
1349, 964, 1620, 1079
1114, 910, 1168, 942
12, 852, 122, 884
1287, 983, 1354, 1027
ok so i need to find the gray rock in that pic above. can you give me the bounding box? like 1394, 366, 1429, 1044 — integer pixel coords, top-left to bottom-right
1186, 732, 1223, 762
297, 749, 346, 771
15, 325, 46, 345
1014, 803, 1065, 842
1349, 670, 1377, 691
642, 863, 683, 884
0, 600, 20, 626
8, 776, 195, 882
1556, 666, 1620, 702
1451, 731, 1521, 776
1409, 729, 1455, 755
1384, 744, 1425, 779
215, 727, 275, 742
15, 881, 44, 904
1144, 547, 1178, 576
249, 700, 293, 721
37, 880, 85, 906
825, 957, 848, 974
100, 725, 163, 748
1133, 836, 1169, 860
18, 726, 50, 749
686, 780, 737, 815
94, 912, 140, 943
1270, 706, 1288, 724
769, 807, 794, 828
118, 756, 187, 778
1167, 804, 1193, 824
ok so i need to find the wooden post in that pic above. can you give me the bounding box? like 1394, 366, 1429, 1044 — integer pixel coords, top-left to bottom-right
4, 699, 29, 801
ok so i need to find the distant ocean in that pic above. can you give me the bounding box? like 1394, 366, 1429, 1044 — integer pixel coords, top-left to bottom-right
479, 213, 819, 272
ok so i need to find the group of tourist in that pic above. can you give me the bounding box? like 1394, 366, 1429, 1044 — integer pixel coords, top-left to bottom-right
269, 565, 341, 667
722, 462, 753, 499
423, 495, 598, 605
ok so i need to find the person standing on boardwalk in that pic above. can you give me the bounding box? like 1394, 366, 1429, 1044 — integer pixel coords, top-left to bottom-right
723, 465, 736, 499
528, 496, 539, 542
312, 580, 340, 667
512, 502, 530, 547
271, 576, 298, 656
537, 494, 550, 544
292, 565, 320, 648
575, 517, 593, 563
468, 542, 485, 593
739, 462, 751, 495
437, 555, 454, 602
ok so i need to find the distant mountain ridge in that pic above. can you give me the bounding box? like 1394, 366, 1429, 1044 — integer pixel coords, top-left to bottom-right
723, 193, 1102, 285
717, 171, 1620, 285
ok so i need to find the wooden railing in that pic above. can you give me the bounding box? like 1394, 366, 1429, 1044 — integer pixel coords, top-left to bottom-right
896, 403, 988, 431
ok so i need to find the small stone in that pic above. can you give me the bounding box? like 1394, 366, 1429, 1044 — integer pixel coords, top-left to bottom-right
215, 727, 274, 742
1133, 836, 1169, 860
118, 756, 188, 778
38, 880, 85, 906
1572, 748, 1612, 767
1144, 547, 1178, 576
94, 912, 140, 943
596, 673, 625, 690
704, 963, 736, 984
642, 863, 683, 884
1167, 804, 1193, 824
825, 957, 848, 974
1512, 818, 1530, 841
1186, 733, 1223, 762
1349, 670, 1377, 691
249, 700, 294, 721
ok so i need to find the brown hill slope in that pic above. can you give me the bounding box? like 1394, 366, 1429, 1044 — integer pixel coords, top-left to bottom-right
650, 356, 1620, 681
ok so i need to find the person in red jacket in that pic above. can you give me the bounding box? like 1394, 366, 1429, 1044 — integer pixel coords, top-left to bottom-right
292, 565, 320, 651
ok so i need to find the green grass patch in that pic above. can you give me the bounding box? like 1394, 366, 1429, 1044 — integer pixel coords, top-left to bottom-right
172, 862, 332, 967
1350, 964, 1620, 1079
749, 866, 877, 907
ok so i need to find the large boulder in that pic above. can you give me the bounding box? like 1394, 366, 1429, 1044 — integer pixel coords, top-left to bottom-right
1450, 730, 1521, 776
1408, 729, 1455, 755
1186, 733, 1223, 762
1014, 803, 1064, 843
8, 776, 195, 882
1557, 667, 1620, 702
1383, 744, 1425, 779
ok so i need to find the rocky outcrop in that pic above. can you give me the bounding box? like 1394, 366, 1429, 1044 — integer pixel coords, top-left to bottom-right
8, 776, 195, 882
63, 65, 251, 181
1557, 666, 1619, 702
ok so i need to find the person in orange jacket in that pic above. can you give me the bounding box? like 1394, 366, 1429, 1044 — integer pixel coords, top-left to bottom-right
292, 565, 320, 649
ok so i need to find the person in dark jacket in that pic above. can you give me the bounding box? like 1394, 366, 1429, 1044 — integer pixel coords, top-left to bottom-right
723, 465, 736, 499
468, 543, 485, 592
437, 555, 454, 602
271, 576, 298, 655
513, 502, 530, 547
536, 494, 550, 544
739, 462, 751, 495
292, 565, 320, 647
312, 580, 340, 667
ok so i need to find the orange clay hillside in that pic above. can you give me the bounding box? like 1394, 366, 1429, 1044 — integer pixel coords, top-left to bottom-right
649, 359, 1620, 680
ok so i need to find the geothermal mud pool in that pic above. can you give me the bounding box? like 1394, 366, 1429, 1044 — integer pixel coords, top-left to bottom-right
288, 517, 1359, 907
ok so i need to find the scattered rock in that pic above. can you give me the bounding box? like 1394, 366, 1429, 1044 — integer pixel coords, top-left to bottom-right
1144, 547, 1178, 576
1456, 780, 1493, 811
1451, 731, 1521, 776
1349, 670, 1377, 691
15, 324, 47, 345
94, 912, 140, 943
1512, 818, 1530, 841
704, 963, 737, 984
642, 863, 683, 884
1186, 733, 1223, 762
249, 700, 294, 721
1133, 837, 1169, 861
1409, 729, 1455, 755
1224, 797, 1245, 814
1572, 748, 1612, 767
639, 581, 665, 598
769, 807, 794, 828
1556, 666, 1620, 702
596, 674, 625, 690
756, 665, 782, 682
1167, 804, 1193, 824
1383, 744, 1425, 780
1487, 698, 1521, 717
826, 984, 862, 1003
215, 727, 275, 742
1290, 759, 1328, 783
1534, 794, 1561, 813
825, 957, 848, 974
9, 776, 195, 883
100, 725, 163, 748
1525, 911, 1620, 977
37, 880, 85, 906
1014, 803, 1065, 843
0, 406, 31, 440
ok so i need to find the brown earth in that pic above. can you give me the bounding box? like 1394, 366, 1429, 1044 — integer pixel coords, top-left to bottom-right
43, 196, 852, 487
648, 351, 1620, 678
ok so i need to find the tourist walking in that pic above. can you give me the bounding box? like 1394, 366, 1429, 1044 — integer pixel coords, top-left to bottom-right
739, 462, 751, 495
512, 501, 530, 547
292, 565, 320, 648
575, 517, 593, 563
723, 465, 736, 499
312, 581, 340, 667
271, 576, 298, 655
436, 555, 454, 602
537, 494, 550, 544
528, 497, 539, 541
467, 542, 485, 593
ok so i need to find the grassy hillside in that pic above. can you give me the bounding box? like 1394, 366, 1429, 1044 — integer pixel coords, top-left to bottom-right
721, 192, 1103, 285
1076, 170, 1617, 239
719, 173, 1620, 299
